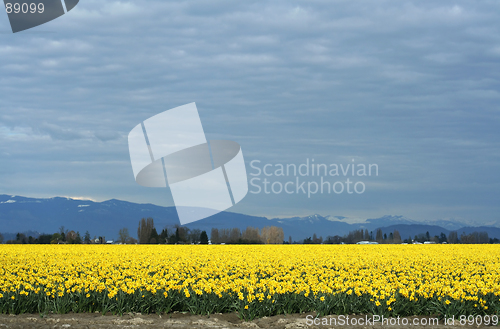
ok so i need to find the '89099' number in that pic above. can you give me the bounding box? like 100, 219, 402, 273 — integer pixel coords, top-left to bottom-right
5, 3, 45, 14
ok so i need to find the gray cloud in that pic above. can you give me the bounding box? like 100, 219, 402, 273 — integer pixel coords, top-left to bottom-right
1, 0, 499, 223
94, 131, 122, 142
35, 122, 89, 141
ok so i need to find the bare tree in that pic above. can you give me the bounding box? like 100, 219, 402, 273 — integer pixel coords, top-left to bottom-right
59, 226, 66, 242
448, 231, 458, 244
460, 231, 489, 244
242, 227, 260, 243
219, 229, 229, 243
211, 228, 220, 244
271, 226, 284, 244
189, 229, 202, 243
344, 229, 364, 244
127, 237, 138, 244
173, 225, 189, 243
260, 227, 270, 244
261, 226, 284, 244
478, 232, 489, 244
229, 228, 241, 243
118, 228, 130, 244
392, 230, 402, 243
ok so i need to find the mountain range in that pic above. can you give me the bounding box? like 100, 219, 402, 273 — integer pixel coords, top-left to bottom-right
1, 194, 499, 241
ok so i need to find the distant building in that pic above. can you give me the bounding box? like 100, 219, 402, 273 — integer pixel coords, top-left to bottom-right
356, 241, 378, 245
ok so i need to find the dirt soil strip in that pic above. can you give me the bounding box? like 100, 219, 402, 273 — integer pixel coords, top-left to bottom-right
0, 313, 495, 329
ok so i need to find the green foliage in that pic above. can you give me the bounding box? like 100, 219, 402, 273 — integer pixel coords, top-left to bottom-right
159, 229, 168, 244
200, 231, 209, 244
150, 228, 159, 244
84, 231, 91, 244
1, 289, 498, 321
137, 218, 154, 244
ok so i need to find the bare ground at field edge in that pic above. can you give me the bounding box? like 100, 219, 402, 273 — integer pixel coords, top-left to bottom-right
0, 312, 497, 329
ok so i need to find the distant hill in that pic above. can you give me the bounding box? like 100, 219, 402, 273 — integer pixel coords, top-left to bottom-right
454, 226, 500, 238
1, 194, 499, 241
0, 194, 271, 241
1, 230, 42, 242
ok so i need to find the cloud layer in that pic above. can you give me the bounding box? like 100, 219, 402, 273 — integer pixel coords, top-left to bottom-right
1, 0, 499, 223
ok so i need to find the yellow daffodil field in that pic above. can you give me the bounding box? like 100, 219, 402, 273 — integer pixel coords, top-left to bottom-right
1, 244, 499, 319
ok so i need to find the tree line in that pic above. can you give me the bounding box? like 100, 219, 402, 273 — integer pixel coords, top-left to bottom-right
2, 226, 105, 244
210, 226, 284, 244
134, 217, 285, 244
133, 217, 209, 244
1, 220, 498, 245
301, 228, 499, 244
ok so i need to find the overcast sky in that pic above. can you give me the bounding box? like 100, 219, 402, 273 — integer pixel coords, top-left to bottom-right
1, 0, 499, 225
